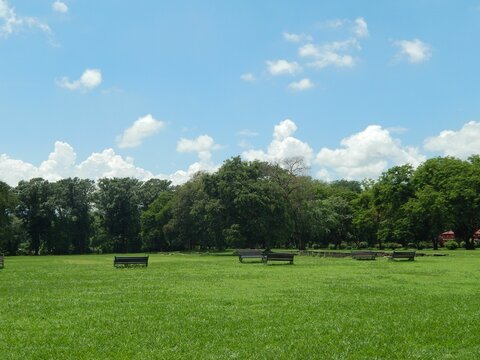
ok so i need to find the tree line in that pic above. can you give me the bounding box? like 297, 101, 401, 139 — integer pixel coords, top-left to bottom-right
1, 155, 480, 255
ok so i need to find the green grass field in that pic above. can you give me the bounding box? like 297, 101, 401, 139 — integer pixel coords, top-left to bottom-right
1, 251, 480, 359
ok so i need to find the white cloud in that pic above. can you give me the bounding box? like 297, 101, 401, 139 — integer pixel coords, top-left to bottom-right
177, 135, 220, 162
52, 1, 68, 14
76, 149, 154, 181
38, 141, 76, 181
266, 59, 301, 76
299, 39, 359, 69
353, 17, 368, 38
0, 0, 53, 39
0, 140, 222, 187
424, 121, 480, 158
393, 38, 432, 63
117, 114, 166, 149
289, 78, 314, 91
237, 129, 259, 137
319, 19, 346, 30
240, 73, 256, 82
57, 69, 102, 91
242, 119, 314, 166
315, 125, 425, 180
0, 154, 38, 186
283, 32, 313, 43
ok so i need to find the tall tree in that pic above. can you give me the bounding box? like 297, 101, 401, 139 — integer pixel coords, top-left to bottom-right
0, 181, 18, 255
95, 178, 142, 253
51, 178, 94, 254
15, 178, 54, 255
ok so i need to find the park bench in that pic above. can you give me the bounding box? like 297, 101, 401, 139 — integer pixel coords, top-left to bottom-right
351, 250, 376, 260
113, 256, 149, 267
0, 255, 4, 269
262, 252, 294, 265
236, 249, 265, 263
388, 251, 416, 261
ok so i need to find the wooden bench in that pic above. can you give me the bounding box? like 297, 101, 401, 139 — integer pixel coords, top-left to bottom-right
0, 255, 4, 269
351, 251, 376, 260
114, 256, 149, 267
236, 249, 265, 263
262, 252, 294, 265
388, 251, 416, 261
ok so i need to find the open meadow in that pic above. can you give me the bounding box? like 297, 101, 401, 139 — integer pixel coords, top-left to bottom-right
1, 251, 480, 359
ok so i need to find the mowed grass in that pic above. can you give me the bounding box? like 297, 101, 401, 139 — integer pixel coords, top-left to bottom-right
1, 252, 480, 359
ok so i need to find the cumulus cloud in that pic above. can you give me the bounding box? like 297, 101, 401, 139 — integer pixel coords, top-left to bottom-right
52, 1, 68, 13
289, 78, 314, 91
242, 119, 314, 166
299, 38, 359, 69
266, 59, 301, 76
393, 38, 432, 63
177, 135, 220, 162
0, 0, 53, 39
424, 121, 480, 158
0, 138, 223, 187
315, 125, 425, 180
57, 69, 102, 91
0, 154, 38, 186
353, 17, 369, 38
117, 114, 166, 149
237, 129, 259, 137
283, 32, 313, 43
240, 73, 256, 82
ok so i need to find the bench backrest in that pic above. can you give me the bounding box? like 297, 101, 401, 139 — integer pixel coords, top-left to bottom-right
392, 251, 416, 258
351, 251, 376, 256
265, 253, 294, 260
237, 249, 264, 256
114, 256, 148, 266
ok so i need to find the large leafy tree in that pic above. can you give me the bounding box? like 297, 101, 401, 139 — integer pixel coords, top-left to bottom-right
413, 157, 480, 249
50, 178, 95, 254
95, 178, 142, 253
0, 181, 18, 255
15, 178, 54, 255
141, 191, 174, 251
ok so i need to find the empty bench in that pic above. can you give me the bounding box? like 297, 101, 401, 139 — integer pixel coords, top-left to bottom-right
236, 249, 265, 263
0, 255, 4, 269
388, 251, 416, 261
114, 256, 149, 267
262, 252, 294, 265
351, 251, 376, 260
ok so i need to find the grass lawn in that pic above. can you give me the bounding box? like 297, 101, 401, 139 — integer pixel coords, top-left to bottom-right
1, 251, 480, 359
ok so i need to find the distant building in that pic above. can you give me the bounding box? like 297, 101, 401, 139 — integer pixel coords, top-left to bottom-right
438, 230, 455, 246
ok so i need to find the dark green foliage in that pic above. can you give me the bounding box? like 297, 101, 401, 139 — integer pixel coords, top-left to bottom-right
445, 240, 458, 250
5, 154, 480, 255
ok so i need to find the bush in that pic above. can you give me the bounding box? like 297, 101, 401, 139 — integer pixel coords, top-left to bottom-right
311, 243, 321, 250
417, 241, 430, 250
327, 244, 337, 250
407, 243, 417, 249
459, 241, 466, 249
383, 242, 402, 250
445, 240, 458, 250
358, 241, 369, 249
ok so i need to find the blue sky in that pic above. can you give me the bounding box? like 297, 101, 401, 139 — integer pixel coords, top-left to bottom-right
1, 0, 480, 186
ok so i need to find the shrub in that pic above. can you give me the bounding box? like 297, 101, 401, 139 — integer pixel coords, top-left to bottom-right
417, 241, 430, 250
358, 241, 369, 249
327, 244, 337, 250
407, 243, 417, 249
445, 240, 458, 250
311, 243, 321, 250
459, 241, 466, 249
384, 242, 402, 250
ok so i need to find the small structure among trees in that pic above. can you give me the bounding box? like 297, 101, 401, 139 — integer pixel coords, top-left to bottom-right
439, 230, 455, 246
